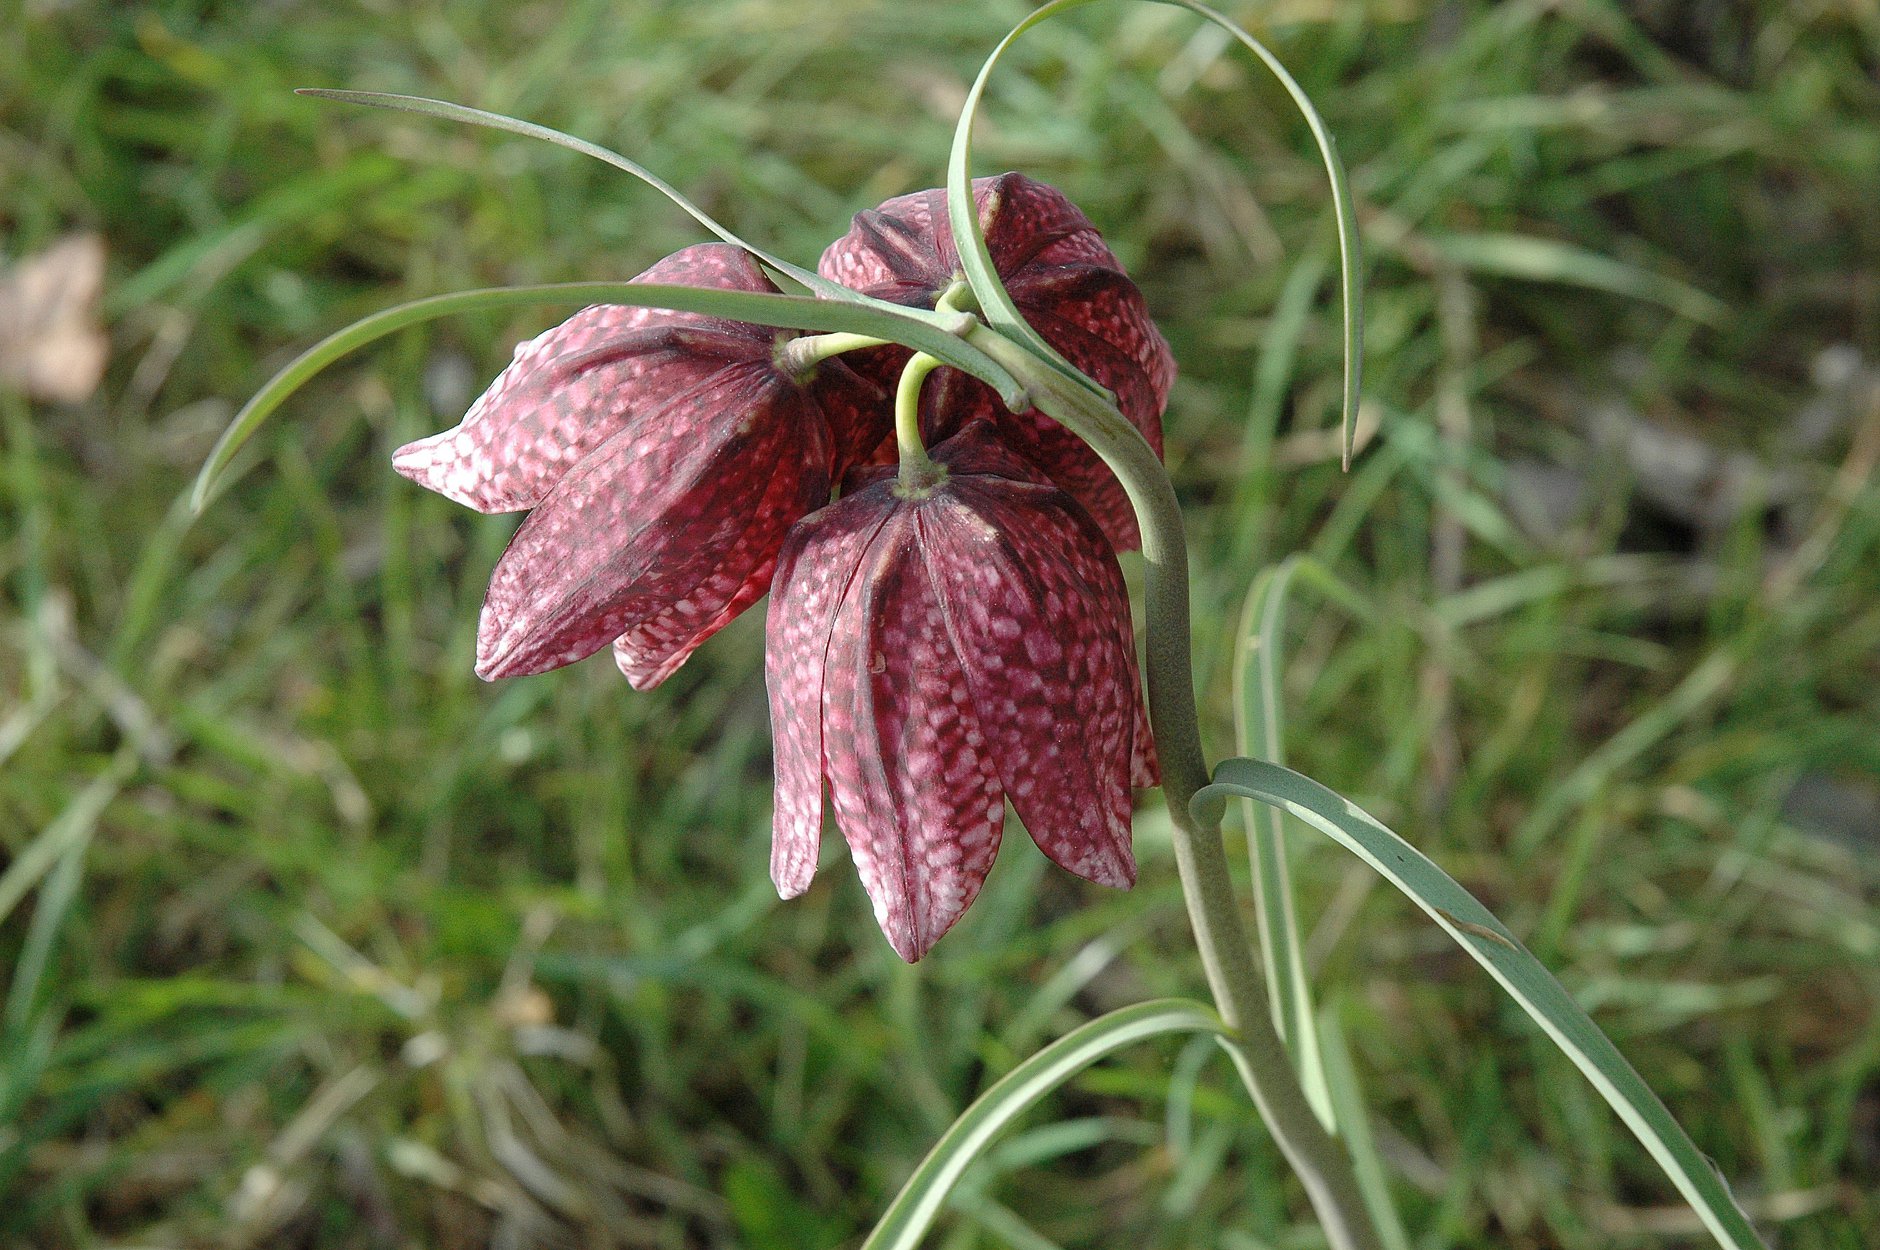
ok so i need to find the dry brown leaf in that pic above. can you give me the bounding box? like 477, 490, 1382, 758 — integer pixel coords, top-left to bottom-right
0, 231, 108, 403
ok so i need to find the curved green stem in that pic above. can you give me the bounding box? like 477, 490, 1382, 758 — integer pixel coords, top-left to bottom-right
779, 330, 889, 378
894, 353, 945, 492
966, 326, 1381, 1250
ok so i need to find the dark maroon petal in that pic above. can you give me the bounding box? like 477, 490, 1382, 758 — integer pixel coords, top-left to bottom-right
820, 511, 1006, 961
393, 244, 779, 513
1018, 265, 1175, 416
917, 427, 1138, 887
765, 492, 900, 900
610, 422, 825, 690
912, 422, 1157, 786
806, 354, 895, 479
476, 366, 827, 678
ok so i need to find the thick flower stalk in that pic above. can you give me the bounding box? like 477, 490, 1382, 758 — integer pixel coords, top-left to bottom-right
393, 243, 886, 688
821, 173, 1175, 550
766, 423, 1157, 961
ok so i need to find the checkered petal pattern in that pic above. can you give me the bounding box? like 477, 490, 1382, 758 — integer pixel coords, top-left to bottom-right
765, 425, 1155, 961
395, 243, 882, 687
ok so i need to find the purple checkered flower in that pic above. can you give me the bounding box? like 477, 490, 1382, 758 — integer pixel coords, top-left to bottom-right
766, 423, 1157, 961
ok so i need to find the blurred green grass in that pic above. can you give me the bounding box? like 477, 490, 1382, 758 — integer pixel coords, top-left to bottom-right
2, 0, 1877, 1246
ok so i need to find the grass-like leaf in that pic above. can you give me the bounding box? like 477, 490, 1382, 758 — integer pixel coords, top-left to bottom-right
1158, 2, 1364, 468
946, 0, 1117, 402
862, 999, 1230, 1250
1193, 757, 1770, 1250
295, 90, 847, 299
190, 281, 1028, 513
1317, 1003, 1415, 1250
946, 1, 1364, 465
1429, 230, 1726, 324
1233, 556, 1370, 1132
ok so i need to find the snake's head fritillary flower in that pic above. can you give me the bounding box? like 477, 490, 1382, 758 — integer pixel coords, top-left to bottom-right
765, 422, 1159, 961
819, 172, 1175, 551
393, 243, 886, 689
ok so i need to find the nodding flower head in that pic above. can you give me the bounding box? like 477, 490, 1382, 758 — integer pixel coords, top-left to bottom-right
819, 172, 1175, 551
765, 422, 1158, 961
393, 243, 886, 689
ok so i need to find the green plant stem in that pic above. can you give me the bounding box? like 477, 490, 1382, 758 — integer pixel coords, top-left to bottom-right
967, 325, 1382, 1250
894, 353, 945, 491
779, 330, 889, 377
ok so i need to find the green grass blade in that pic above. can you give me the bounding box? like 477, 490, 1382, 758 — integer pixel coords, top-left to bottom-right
1428, 231, 1726, 324
1233, 556, 1369, 1133
862, 998, 1229, 1250
1193, 757, 1769, 1250
0, 749, 135, 930
189, 281, 1027, 513
296, 90, 848, 298
1316, 1003, 1415, 1250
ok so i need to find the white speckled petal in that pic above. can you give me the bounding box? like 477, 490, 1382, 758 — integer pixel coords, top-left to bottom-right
393, 244, 779, 513
821, 508, 1005, 962
918, 425, 1138, 888
476, 366, 825, 679
763, 494, 900, 900
818, 173, 1174, 551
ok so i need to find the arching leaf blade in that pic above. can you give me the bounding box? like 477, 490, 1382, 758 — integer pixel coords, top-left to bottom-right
1193, 758, 1768, 1250
946, 0, 1113, 401
1233, 555, 1368, 1133
296, 89, 844, 298
191, 281, 1027, 513
943, 3, 1364, 467
1149, 2, 1364, 469
863, 999, 1229, 1250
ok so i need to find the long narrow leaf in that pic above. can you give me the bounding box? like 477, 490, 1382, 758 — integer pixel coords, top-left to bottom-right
946, 0, 1115, 400
297, 90, 845, 298
1317, 1003, 1415, 1250
1192, 757, 1768, 1250
1233, 557, 1359, 1131
946, 2, 1364, 464
1159, 2, 1364, 468
299, 91, 1024, 329
190, 281, 1027, 513
862, 999, 1229, 1250
0, 750, 133, 929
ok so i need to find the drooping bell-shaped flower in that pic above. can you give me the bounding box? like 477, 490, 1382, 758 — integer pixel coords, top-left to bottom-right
766, 423, 1158, 961
393, 243, 887, 688
819, 173, 1175, 550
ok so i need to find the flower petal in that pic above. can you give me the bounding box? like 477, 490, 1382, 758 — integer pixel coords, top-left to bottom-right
818, 174, 1173, 551
764, 492, 900, 900
821, 511, 1005, 961
610, 425, 819, 690
918, 429, 1137, 889
393, 244, 779, 513
476, 366, 825, 678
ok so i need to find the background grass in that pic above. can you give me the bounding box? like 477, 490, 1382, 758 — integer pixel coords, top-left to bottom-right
3, 0, 1877, 1246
